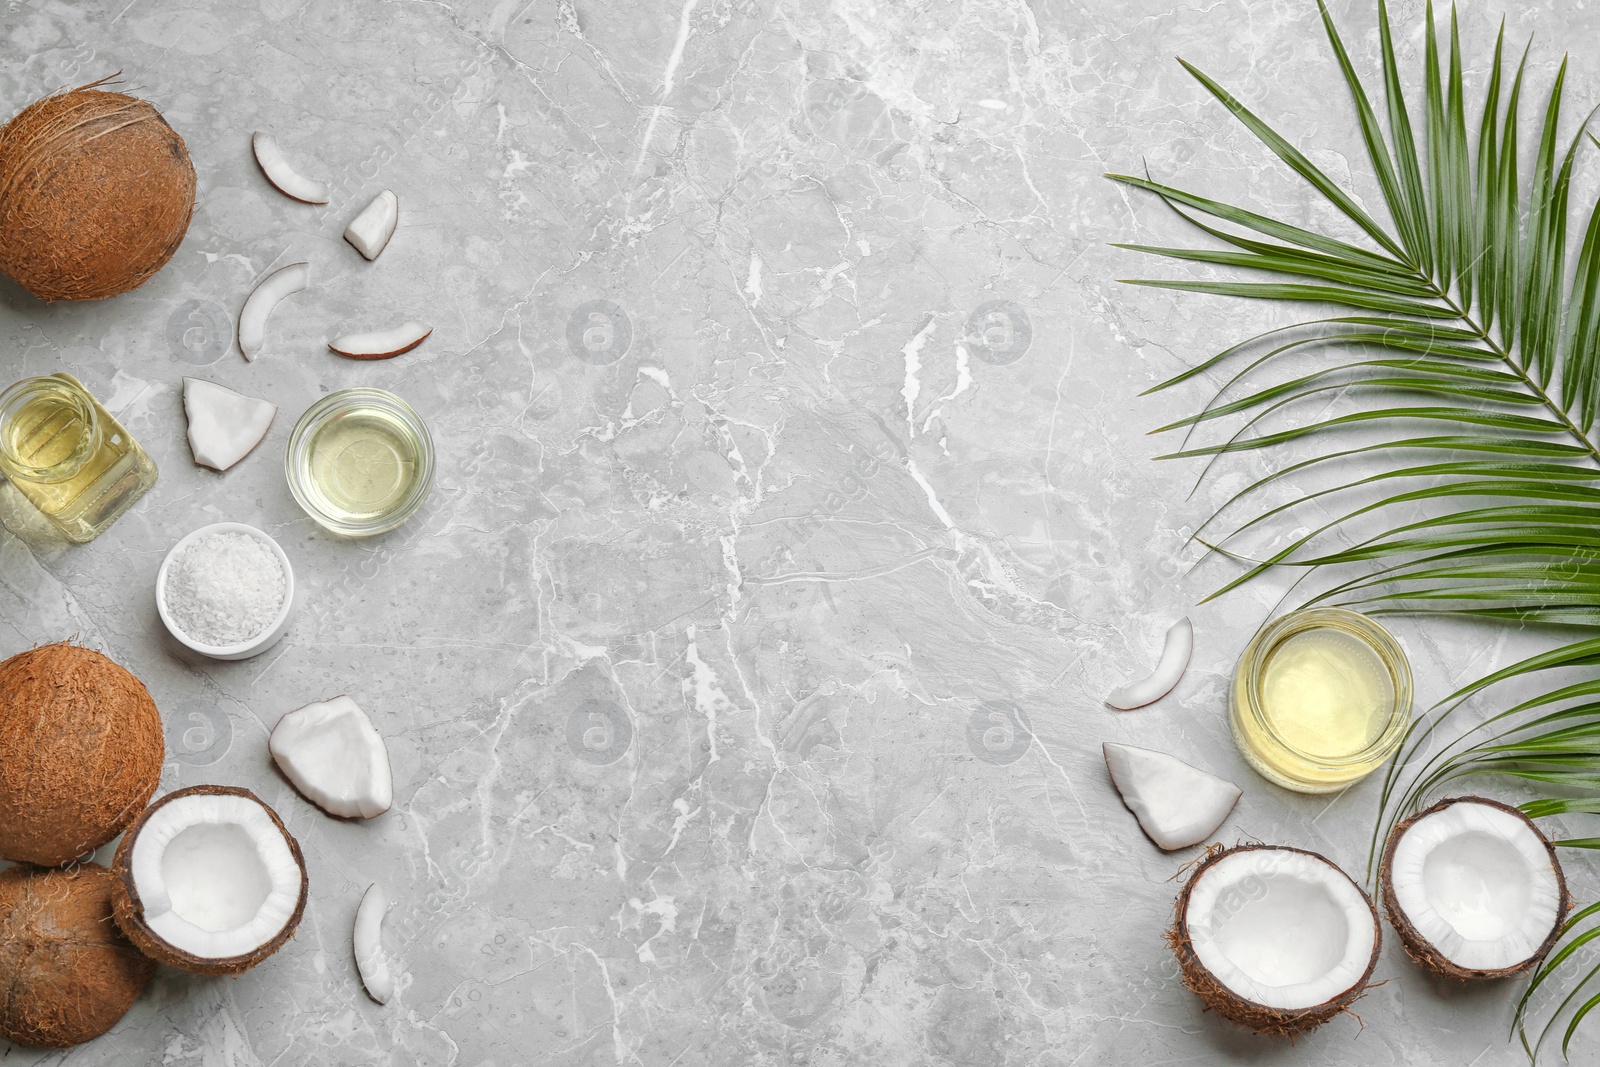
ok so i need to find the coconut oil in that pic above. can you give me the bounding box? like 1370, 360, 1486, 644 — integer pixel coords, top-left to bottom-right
1230, 608, 1411, 793
0, 373, 157, 543
303, 406, 423, 524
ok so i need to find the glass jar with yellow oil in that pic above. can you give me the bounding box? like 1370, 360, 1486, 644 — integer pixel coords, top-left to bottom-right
0, 373, 158, 543
285, 388, 434, 537
1230, 607, 1412, 793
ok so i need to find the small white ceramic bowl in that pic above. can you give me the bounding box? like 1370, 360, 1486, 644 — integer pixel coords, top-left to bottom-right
156, 522, 295, 660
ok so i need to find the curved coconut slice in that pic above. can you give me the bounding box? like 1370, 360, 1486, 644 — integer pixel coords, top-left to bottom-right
238, 261, 309, 361
1104, 742, 1241, 851
1171, 844, 1380, 1035
344, 190, 398, 260
270, 695, 393, 819
328, 320, 432, 360
1106, 617, 1192, 710
182, 377, 276, 471
252, 132, 329, 204
353, 882, 394, 1004
1381, 795, 1569, 980
111, 784, 308, 976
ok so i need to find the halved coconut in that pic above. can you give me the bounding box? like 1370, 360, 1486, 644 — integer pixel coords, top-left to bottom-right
1381, 795, 1569, 980
1171, 844, 1381, 1035
111, 784, 308, 976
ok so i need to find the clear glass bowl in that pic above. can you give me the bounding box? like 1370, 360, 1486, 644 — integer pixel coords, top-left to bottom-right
285, 388, 434, 537
1230, 607, 1413, 793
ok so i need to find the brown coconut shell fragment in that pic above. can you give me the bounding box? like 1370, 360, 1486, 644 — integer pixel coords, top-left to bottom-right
0, 642, 164, 866
0, 862, 155, 1048
111, 784, 309, 976
0, 78, 196, 301
1380, 795, 1571, 981
1169, 843, 1382, 1036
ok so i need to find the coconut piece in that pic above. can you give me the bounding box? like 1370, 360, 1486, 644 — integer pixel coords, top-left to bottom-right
353, 883, 394, 1004
238, 261, 309, 361
270, 695, 393, 819
251, 132, 329, 204
0, 81, 195, 301
111, 784, 308, 976
1171, 844, 1381, 1036
182, 377, 276, 471
328, 320, 432, 360
1103, 742, 1240, 850
0, 642, 164, 866
1106, 617, 1192, 710
343, 190, 398, 260
1381, 795, 1569, 980
0, 863, 155, 1048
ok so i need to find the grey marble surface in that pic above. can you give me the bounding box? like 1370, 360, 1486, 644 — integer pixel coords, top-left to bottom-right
1, 0, 1596, 1063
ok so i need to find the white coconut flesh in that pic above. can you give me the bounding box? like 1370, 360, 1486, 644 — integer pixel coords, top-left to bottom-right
1105, 617, 1192, 710
1186, 850, 1376, 1011
1390, 802, 1561, 971
1104, 742, 1240, 851
344, 190, 398, 260
270, 695, 393, 819
128, 792, 301, 960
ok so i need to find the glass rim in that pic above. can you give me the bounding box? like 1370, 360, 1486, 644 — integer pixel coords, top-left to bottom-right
0, 374, 99, 483
284, 387, 435, 537
1239, 606, 1413, 769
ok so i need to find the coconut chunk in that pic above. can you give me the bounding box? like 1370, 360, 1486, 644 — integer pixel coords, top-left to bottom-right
344, 190, 398, 260
1172, 844, 1380, 1035
1106, 617, 1192, 709
252, 132, 329, 204
238, 261, 309, 361
111, 785, 308, 976
182, 377, 276, 471
1103, 743, 1240, 850
1382, 795, 1569, 979
353, 883, 394, 1004
270, 695, 393, 819
328, 320, 432, 360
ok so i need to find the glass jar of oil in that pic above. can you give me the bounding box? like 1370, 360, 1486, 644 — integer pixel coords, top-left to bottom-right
285, 388, 434, 536
1230, 607, 1412, 793
0, 373, 158, 543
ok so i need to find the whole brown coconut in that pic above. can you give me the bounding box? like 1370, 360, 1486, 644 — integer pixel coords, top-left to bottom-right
0, 863, 155, 1047
0, 77, 196, 301
0, 642, 165, 866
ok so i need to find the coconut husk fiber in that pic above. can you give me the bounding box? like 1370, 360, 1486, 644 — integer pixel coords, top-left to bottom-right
0, 642, 164, 866
0, 77, 195, 301
0, 862, 155, 1047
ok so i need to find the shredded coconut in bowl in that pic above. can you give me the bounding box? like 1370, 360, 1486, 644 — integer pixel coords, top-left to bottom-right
164, 531, 286, 647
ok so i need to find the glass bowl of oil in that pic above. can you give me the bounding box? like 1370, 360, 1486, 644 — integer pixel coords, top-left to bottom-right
285, 388, 434, 537
1230, 607, 1412, 794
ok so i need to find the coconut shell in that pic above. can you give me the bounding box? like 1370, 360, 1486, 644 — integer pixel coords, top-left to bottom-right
0, 642, 164, 867
1380, 794, 1571, 981
0, 79, 196, 301
0, 862, 155, 1047
1169, 843, 1382, 1036
111, 784, 308, 976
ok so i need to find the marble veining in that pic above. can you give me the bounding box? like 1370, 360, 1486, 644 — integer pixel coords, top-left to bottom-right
1, 0, 1596, 1063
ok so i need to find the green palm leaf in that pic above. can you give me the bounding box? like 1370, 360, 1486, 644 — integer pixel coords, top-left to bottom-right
1111, 1, 1600, 1056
